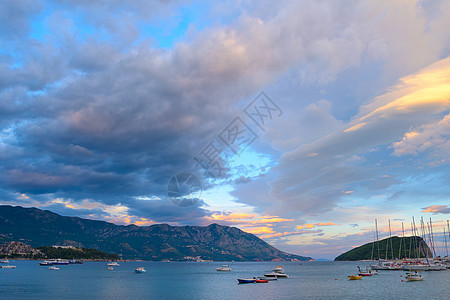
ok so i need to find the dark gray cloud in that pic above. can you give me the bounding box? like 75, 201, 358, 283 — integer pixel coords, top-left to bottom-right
1, 0, 450, 230
0, 0, 285, 224
0, 0, 43, 39
127, 198, 209, 225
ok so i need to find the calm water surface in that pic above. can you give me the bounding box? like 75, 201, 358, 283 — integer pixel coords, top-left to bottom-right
1, 260, 448, 299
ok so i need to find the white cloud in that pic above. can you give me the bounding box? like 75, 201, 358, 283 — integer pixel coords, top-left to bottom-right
268, 57, 450, 216
393, 114, 450, 162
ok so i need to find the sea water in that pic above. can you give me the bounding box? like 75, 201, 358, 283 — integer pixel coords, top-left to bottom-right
0, 260, 448, 299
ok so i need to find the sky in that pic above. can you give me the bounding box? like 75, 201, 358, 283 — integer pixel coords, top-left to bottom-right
0, 0, 449, 260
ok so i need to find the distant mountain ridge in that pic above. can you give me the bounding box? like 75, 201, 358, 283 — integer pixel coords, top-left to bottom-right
334, 236, 432, 261
0, 205, 312, 261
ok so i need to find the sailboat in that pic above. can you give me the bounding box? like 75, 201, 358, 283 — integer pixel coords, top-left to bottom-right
370, 219, 403, 270
402, 217, 446, 271
405, 270, 423, 281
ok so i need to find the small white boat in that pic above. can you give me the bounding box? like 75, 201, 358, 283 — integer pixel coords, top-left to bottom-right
216, 265, 231, 271
263, 271, 289, 278
1, 265, 16, 269
49, 266, 60, 270
358, 266, 378, 276
0, 259, 9, 264
264, 265, 289, 278
107, 262, 120, 267
135, 267, 146, 273
405, 270, 424, 281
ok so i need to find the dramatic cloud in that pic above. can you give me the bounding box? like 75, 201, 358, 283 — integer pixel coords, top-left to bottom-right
269, 57, 450, 216
1, 0, 450, 259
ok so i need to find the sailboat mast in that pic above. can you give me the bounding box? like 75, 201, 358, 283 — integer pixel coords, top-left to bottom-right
371, 225, 375, 261
412, 217, 418, 260
429, 218, 437, 258
443, 226, 448, 258
389, 219, 394, 259
375, 219, 380, 261
420, 217, 430, 264
409, 222, 413, 259
398, 222, 405, 259
385, 221, 389, 260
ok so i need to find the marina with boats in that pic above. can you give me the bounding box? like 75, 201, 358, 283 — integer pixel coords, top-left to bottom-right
367, 218, 450, 272
1, 260, 449, 299
237, 265, 290, 283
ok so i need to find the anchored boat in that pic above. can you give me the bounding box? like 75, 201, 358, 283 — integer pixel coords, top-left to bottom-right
135, 267, 146, 273
216, 265, 231, 271
237, 278, 255, 284
405, 270, 424, 281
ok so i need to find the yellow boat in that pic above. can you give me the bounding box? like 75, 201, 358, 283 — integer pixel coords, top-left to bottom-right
348, 275, 362, 280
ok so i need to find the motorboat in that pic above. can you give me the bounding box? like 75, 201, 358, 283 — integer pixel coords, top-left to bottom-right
263, 271, 289, 278
40, 260, 54, 266
358, 266, 377, 276
49, 266, 59, 270
0, 259, 9, 263
135, 267, 146, 273
237, 278, 255, 284
258, 276, 277, 281
348, 275, 362, 280
216, 265, 231, 271
107, 262, 120, 267
368, 269, 379, 275
405, 270, 424, 281
1, 265, 16, 269
264, 266, 290, 278
254, 278, 268, 283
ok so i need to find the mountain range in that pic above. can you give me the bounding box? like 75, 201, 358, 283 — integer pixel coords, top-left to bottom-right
0, 205, 311, 261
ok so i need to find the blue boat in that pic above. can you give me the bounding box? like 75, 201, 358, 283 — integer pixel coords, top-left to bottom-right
237, 278, 255, 284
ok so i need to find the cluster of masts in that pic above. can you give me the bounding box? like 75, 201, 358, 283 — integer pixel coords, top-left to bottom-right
370, 218, 450, 271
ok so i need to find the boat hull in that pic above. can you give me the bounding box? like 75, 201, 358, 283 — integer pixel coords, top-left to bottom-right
258, 276, 277, 281
254, 279, 268, 283
264, 272, 289, 278
402, 264, 446, 271
406, 277, 423, 281
237, 279, 255, 284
